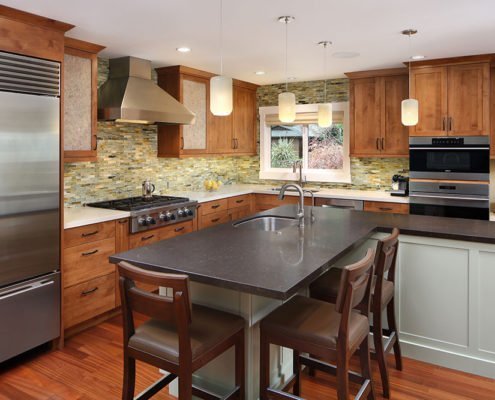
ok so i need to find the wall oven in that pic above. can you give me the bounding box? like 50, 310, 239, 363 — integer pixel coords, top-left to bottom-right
409, 136, 489, 181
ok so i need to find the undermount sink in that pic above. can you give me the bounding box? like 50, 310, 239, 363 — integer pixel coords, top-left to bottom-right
233, 215, 298, 232
271, 187, 319, 193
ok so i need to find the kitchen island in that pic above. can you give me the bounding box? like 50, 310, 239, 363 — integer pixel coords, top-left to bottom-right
111, 206, 495, 397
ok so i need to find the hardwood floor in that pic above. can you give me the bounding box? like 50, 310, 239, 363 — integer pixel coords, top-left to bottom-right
0, 314, 494, 399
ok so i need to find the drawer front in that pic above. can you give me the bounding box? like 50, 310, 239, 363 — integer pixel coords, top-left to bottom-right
229, 205, 252, 222
315, 197, 364, 210
198, 210, 230, 230
63, 273, 116, 329
255, 194, 310, 212
63, 237, 116, 288
157, 221, 194, 240
200, 198, 229, 216
228, 194, 251, 209
129, 230, 161, 249
64, 221, 115, 248
364, 201, 409, 214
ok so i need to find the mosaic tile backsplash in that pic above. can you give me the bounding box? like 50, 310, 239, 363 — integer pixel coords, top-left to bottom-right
64, 59, 408, 206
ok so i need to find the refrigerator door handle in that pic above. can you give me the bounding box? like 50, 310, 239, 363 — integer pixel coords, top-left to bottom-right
0, 279, 55, 301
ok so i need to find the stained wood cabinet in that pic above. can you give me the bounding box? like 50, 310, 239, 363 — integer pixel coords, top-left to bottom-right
198, 194, 255, 229
347, 69, 409, 157
63, 38, 105, 162
410, 62, 490, 136
156, 65, 257, 157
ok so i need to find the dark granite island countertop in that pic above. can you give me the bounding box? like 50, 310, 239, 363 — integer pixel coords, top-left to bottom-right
110, 205, 495, 300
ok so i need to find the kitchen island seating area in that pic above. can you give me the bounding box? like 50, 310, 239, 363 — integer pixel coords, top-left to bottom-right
117, 262, 246, 400
260, 248, 376, 400
310, 228, 402, 398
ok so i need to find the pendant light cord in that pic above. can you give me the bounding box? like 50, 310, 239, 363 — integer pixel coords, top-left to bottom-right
219, 0, 223, 76
408, 32, 412, 96
284, 17, 288, 92
323, 42, 327, 103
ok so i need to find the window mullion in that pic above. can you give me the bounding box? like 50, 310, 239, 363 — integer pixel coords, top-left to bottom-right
302, 125, 309, 170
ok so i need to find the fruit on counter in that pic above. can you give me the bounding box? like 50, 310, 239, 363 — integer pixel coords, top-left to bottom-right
203, 180, 223, 191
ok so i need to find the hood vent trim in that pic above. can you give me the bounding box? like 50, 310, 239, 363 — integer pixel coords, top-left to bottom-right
98, 56, 195, 125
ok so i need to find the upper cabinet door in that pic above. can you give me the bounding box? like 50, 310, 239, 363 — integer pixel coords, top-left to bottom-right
208, 109, 234, 154
382, 75, 409, 156
181, 76, 208, 152
233, 85, 257, 154
410, 66, 448, 136
350, 78, 381, 156
447, 63, 490, 136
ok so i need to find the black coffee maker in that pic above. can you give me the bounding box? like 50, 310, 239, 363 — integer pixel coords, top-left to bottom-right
390, 175, 409, 196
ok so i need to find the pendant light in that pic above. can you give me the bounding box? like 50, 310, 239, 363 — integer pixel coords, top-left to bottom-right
317, 41, 333, 128
401, 29, 419, 126
210, 0, 232, 116
278, 16, 296, 123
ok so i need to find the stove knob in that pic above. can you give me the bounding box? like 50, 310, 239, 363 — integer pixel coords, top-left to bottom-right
138, 217, 147, 226
146, 216, 156, 225
160, 212, 172, 222
184, 208, 193, 216
177, 209, 185, 218
170, 213, 176, 220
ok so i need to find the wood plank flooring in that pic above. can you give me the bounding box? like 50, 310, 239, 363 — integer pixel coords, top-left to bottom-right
0, 314, 494, 399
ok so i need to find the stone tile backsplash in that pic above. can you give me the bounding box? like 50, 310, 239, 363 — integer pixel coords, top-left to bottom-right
64, 59, 408, 206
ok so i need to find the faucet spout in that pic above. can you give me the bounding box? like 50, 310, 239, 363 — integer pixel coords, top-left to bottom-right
279, 183, 305, 228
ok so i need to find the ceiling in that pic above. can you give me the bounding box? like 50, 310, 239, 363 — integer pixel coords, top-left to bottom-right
5, 0, 495, 84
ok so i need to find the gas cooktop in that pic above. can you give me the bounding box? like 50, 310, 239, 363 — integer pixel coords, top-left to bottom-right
87, 195, 191, 212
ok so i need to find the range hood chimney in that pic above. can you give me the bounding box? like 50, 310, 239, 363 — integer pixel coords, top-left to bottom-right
98, 56, 195, 125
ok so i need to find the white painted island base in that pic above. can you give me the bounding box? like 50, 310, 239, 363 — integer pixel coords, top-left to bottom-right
161, 233, 495, 399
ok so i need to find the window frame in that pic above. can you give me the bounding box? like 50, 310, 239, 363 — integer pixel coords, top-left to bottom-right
259, 102, 351, 183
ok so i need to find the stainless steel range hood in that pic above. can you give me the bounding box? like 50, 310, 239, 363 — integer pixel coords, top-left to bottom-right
98, 56, 195, 125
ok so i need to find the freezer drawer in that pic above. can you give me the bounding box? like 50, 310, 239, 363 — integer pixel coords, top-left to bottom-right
0, 272, 60, 363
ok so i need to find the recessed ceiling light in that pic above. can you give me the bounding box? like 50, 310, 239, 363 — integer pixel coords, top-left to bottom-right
176, 47, 191, 53
255, 71, 265, 75
332, 51, 360, 59
411, 55, 425, 60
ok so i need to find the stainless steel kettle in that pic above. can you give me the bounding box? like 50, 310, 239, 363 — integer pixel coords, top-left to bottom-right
142, 179, 155, 199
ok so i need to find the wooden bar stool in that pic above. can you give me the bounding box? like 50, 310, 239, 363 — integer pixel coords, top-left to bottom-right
259, 249, 376, 400
309, 228, 402, 398
118, 261, 245, 400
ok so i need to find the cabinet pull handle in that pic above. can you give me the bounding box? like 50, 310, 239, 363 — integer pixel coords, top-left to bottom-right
93, 135, 98, 151
381, 138, 385, 150
211, 204, 220, 209
181, 136, 184, 150
211, 218, 220, 223
174, 226, 185, 232
235, 199, 244, 204
442, 117, 446, 131
235, 138, 239, 149
448, 117, 453, 132
82, 249, 99, 256
141, 234, 155, 241
81, 287, 98, 296
379, 207, 393, 211
81, 230, 98, 237
118, 220, 128, 224
376, 138, 380, 150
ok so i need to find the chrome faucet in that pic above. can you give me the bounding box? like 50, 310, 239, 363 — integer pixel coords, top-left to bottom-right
293, 160, 305, 187
279, 183, 305, 228
303, 189, 315, 222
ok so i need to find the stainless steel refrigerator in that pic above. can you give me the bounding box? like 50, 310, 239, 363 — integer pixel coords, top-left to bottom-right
0, 51, 61, 363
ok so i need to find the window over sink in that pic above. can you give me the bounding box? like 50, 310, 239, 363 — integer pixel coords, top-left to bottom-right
259, 103, 351, 183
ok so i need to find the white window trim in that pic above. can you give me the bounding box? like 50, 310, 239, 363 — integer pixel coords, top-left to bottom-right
259, 102, 351, 183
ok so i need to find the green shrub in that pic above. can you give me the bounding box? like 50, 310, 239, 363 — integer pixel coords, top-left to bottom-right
271, 138, 300, 168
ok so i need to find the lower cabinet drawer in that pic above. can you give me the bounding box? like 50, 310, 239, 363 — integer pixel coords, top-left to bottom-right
198, 210, 230, 230
129, 230, 162, 248
364, 201, 409, 214
228, 194, 251, 209
63, 237, 116, 288
64, 273, 116, 329
158, 221, 193, 240
229, 205, 252, 221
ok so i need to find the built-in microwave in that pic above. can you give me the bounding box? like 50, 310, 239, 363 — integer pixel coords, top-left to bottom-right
409, 136, 490, 181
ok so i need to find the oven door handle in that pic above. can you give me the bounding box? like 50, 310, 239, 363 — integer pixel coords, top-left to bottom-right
409, 193, 489, 202
409, 147, 489, 151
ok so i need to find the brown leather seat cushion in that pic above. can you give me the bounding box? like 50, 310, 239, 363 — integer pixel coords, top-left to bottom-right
309, 268, 394, 309
261, 295, 369, 351
128, 304, 244, 364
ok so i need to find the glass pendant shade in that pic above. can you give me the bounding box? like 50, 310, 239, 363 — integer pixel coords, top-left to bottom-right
278, 92, 296, 123
318, 103, 333, 127
401, 98, 419, 126
210, 75, 233, 116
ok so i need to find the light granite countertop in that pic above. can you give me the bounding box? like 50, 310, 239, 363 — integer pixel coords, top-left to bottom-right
64, 184, 409, 229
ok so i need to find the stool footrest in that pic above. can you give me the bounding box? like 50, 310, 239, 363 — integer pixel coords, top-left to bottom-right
134, 373, 177, 400
299, 354, 365, 385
